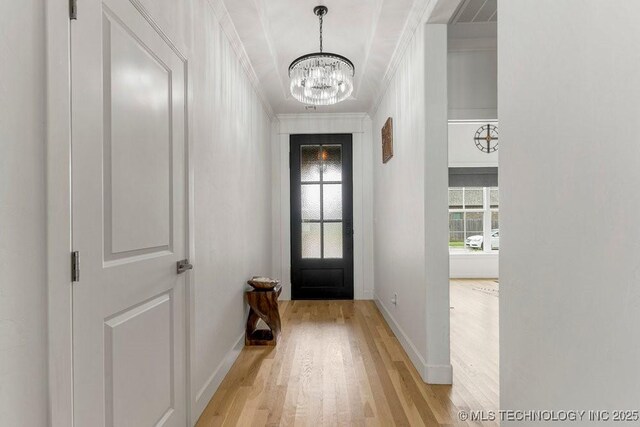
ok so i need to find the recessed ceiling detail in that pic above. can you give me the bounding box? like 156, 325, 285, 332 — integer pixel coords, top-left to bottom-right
214, 0, 428, 114
451, 0, 497, 24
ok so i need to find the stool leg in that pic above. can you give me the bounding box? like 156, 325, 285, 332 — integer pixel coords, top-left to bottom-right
245, 307, 262, 345
245, 291, 281, 345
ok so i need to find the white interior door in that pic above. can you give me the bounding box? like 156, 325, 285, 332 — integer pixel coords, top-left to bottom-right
71, 0, 188, 425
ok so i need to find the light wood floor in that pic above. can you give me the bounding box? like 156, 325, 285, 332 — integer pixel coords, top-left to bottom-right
450, 279, 499, 425
197, 280, 499, 426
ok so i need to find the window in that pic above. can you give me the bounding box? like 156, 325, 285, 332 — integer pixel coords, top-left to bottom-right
449, 187, 499, 253
300, 144, 344, 259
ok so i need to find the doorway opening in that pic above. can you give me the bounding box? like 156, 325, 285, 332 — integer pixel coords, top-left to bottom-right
289, 134, 354, 299
447, 0, 499, 417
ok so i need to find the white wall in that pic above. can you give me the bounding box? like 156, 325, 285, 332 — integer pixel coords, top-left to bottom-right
187, 1, 273, 421
448, 23, 497, 121
372, 23, 451, 384
448, 121, 498, 168
450, 254, 498, 279
0, 1, 49, 425
500, 0, 640, 420
271, 114, 375, 301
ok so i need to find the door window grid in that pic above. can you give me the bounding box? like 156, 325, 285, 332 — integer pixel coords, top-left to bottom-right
300, 144, 343, 259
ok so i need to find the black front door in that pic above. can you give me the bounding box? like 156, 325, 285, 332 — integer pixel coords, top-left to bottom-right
290, 134, 354, 299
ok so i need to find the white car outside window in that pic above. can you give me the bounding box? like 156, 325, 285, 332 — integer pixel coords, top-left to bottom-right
465, 230, 499, 250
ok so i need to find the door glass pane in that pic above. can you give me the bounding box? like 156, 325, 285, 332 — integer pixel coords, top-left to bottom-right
302, 223, 321, 258
301, 184, 320, 220
298, 143, 345, 260
301, 145, 321, 182
322, 145, 342, 182
323, 184, 342, 220
323, 222, 343, 258
464, 188, 484, 208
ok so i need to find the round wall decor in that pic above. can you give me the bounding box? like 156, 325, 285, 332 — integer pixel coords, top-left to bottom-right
474, 124, 498, 153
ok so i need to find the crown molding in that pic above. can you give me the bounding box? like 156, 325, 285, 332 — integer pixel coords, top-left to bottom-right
275, 112, 371, 134
252, 0, 289, 102
448, 37, 497, 52
369, 0, 463, 117
206, 0, 275, 118
426, 0, 464, 24
352, 0, 386, 99
208, 0, 461, 118
368, 0, 433, 116
276, 112, 369, 120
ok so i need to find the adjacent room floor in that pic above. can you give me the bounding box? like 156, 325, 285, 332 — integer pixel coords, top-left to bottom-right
450, 279, 499, 424
197, 280, 499, 426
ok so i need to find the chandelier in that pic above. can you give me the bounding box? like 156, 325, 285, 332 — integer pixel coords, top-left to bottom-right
288, 6, 355, 106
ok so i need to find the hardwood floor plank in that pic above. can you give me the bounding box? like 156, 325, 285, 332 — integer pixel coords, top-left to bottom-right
394, 362, 440, 426
355, 304, 411, 425
197, 280, 499, 426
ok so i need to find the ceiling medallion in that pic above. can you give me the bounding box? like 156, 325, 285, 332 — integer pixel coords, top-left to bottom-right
288, 6, 355, 106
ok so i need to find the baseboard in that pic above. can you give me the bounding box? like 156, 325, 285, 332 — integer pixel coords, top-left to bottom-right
374, 297, 428, 379
374, 296, 452, 385
192, 332, 245, 425
425, 364, 453, 384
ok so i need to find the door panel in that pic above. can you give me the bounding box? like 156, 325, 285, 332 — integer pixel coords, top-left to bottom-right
106, 12, 172, 256
290, 134, 354, 300
104, 293, 174, 427
72, 0, 187, 425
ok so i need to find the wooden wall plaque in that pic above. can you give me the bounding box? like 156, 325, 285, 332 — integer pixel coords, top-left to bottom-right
382, 117, 393, 163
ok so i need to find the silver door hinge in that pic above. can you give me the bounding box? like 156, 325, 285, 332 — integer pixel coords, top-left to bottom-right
71, 251, 80, 282
70, 0, 78, 20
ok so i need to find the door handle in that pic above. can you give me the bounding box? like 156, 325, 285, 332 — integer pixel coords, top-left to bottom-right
345, 222, 354, 236
177, 259, 193, 274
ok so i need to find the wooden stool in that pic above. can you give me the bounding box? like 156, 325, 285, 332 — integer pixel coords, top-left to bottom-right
245, 284, 282, 346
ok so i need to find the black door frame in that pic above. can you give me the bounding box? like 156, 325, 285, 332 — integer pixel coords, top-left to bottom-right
290, 134, 354, 300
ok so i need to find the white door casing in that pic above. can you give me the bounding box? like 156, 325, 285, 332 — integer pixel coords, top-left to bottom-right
71, 0, 188, 425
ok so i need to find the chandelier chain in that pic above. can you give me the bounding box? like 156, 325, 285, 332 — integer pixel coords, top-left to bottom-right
319, 14, 323, 52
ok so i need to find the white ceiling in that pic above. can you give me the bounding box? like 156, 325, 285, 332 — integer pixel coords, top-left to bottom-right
214, 0, 433, 115
451, 0, 497, 24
